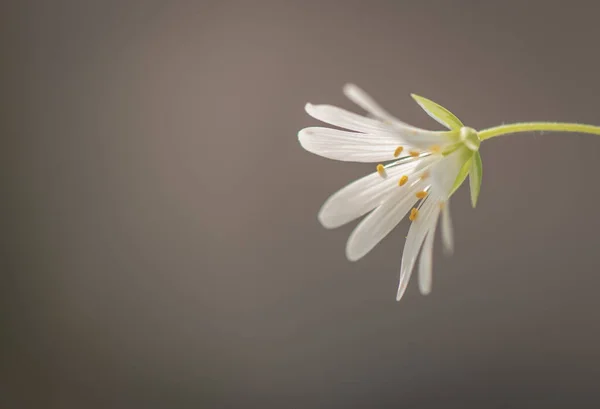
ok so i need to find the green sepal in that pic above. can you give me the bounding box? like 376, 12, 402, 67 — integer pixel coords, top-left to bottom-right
449, 154, 472, 197
469, 152, 483, 208
411, 94, 464, 130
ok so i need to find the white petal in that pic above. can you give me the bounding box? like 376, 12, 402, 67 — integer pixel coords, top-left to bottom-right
431, 147, 469, 200
341, 84, 460, 149
396, 198, 440, 301
342, 83, 411, 127
298, 127, 402, 162
391, 129, 458, 151
345, 178, 427, 262
318, 157, 437, 228
418, 222, 437, 295
428, 150, 461, 255
441, 202, 454, 255
305, 103, 395, 134
304, 103, 457, 151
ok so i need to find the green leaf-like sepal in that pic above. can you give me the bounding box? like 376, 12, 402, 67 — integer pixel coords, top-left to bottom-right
411, 94, 464, 130
469, 152, 483, 208
449, 153, 472, 197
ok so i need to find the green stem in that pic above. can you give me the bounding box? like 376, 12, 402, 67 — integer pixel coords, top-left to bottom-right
478, 122, 600, 141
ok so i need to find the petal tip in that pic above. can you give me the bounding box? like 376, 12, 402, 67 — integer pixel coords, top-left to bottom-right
342, 83, 358, 95
297, 126, 311, 138
396, 280, 409, 301
317, 211, 338, 230
443, 247, 454, 256
297, 128, 311, 149
345, 249, 361, 262
344, 238, 363, 262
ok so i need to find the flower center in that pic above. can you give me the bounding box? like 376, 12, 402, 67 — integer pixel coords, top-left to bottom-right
459, 127, 480, 152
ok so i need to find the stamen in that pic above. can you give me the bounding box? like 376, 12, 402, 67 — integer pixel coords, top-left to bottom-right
376, 164, 386, 176
429, 145, 441, 154
420, 171, 430, 180
393, 146, 404, 157
398, 175, 408, 186
409, 150, 420, 157
416, 191, 428, 199
409, 208, 419, 221
439, 202, 446, 210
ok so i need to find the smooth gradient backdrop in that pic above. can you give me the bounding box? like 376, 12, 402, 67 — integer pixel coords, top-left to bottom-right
4, 1, 600, 408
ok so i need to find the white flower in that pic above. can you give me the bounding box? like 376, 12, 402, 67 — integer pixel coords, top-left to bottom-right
299, 84, 481, 301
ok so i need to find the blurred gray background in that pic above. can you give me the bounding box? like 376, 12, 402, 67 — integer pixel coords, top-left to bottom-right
3, 1, 600, 408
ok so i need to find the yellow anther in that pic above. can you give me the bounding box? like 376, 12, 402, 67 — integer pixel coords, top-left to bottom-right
429, 145, 441, 154
409, 208, 419, 221
393, 146, 404, 157
376, 164, 386, 176
439, 202, 446, 210
409, 150, 420, 157
398, 175, 408, 186
416, 191, 428, 199
420, 171, 430, 180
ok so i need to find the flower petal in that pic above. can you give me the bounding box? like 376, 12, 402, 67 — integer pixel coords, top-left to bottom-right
298, 127, 403, 162
305, 103, 396, 134
318, 157, 437, 228
343, 83, 411, 127
345, 178, 428, 262
441, 202, 454, 255
304, 103, 458, 151
418, 221, 437, 295
392, 129, 459, 151
431, 148, 470, 198
429, 151, 461, 255
396, 197, 440, 301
